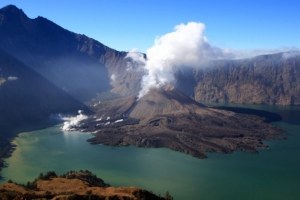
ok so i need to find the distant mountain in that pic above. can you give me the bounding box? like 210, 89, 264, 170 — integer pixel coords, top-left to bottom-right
193, 52, 300, 105
2, 5, 298, 105
118, 51, 300, 105
0, 49, 88, 165
0, 5, 130, 101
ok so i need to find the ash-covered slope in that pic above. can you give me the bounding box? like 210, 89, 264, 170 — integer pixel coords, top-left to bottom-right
129, 85, 205, 121
80, 86, 281, 158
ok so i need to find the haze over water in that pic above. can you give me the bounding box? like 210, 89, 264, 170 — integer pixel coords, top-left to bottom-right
1, 105, 300, 200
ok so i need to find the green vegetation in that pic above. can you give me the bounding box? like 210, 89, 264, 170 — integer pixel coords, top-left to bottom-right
164, 191, 174, 200
38, 171, 57, 180
62, 170, 109, 187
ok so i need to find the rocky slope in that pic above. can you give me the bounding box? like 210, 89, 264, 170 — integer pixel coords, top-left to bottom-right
0, 5, 132, 101
0, 170, 168, 200
0, 4, 132, 170
79, 86, 281, 158
193, 52, 300, 105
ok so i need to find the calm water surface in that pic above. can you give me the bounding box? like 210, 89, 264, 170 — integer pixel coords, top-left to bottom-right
1, 105, 300, 200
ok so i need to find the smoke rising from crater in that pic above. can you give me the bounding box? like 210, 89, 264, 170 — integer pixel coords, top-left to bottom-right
135, 22, 233, 98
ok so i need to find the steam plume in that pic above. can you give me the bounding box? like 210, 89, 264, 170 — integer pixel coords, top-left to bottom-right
61, 110, 88, 131
137, 22, 231, 98
125, 49, 146, 71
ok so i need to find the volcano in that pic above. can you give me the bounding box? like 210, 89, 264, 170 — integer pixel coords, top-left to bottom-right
80, 86, 281, 158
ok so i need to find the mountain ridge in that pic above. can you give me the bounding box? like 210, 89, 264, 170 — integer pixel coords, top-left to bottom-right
2, 5, 299, 105
194, 52, 300, 105
0, 4, 128, 101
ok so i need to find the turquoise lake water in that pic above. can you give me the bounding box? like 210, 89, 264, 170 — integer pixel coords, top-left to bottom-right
1, 105, 300, 200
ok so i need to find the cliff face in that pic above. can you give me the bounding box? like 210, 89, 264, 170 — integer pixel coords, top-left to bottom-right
194, 52, 300, 105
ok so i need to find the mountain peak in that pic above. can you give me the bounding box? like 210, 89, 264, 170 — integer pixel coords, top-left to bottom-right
0, 4, 28, 24
144, 85, 203, 107
129, 86, 205, 121
1, 4, 19, 10
0, 4, 26, 16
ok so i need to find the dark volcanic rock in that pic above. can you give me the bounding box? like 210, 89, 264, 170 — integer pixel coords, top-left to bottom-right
213, 106, 282, 122
82, 86, 282, 159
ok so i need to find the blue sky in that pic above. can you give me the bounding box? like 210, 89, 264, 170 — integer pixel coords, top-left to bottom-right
0, 0, 299, 52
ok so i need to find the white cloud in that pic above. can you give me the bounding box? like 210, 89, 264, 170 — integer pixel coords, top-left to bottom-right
110, 74, 116, 82
281, 51, 300, 59
125, 49, 146, 71
137, 22, 232, 98
7, 76, 18, 81
126, 22, 299, 99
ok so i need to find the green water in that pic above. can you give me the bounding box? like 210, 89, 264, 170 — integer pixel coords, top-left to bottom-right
1, 105, 300, 200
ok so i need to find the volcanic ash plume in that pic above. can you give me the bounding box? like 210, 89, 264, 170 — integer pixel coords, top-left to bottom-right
136, 22, 232, 98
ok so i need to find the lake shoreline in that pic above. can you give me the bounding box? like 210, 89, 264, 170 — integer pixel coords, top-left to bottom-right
0, 118, 63, 178
0, 105, 285, 178
0, 106, 284, 172
2, 105, 300, 200
83, 104, 284, 159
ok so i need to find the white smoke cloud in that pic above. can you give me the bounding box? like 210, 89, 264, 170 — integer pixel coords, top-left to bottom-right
125, 49, 146, 71
126, 21, 298, 99
110, 74, 116, 82
137, 22, 232, 98
231, 48, 300, 59
282, 51, 300, 59
7, 76, 18, 81
61, 110, 88, 131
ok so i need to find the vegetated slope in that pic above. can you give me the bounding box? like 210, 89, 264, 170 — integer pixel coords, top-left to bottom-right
0, 49, 88, 167
0, 170, 168, 200
80, 85, 281, 158
193, 52, 300, 105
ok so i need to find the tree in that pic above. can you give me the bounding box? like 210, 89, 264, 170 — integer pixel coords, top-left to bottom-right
165, 191, 173, 200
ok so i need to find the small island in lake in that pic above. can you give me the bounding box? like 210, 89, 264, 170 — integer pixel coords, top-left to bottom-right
77, 85, 283, 159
